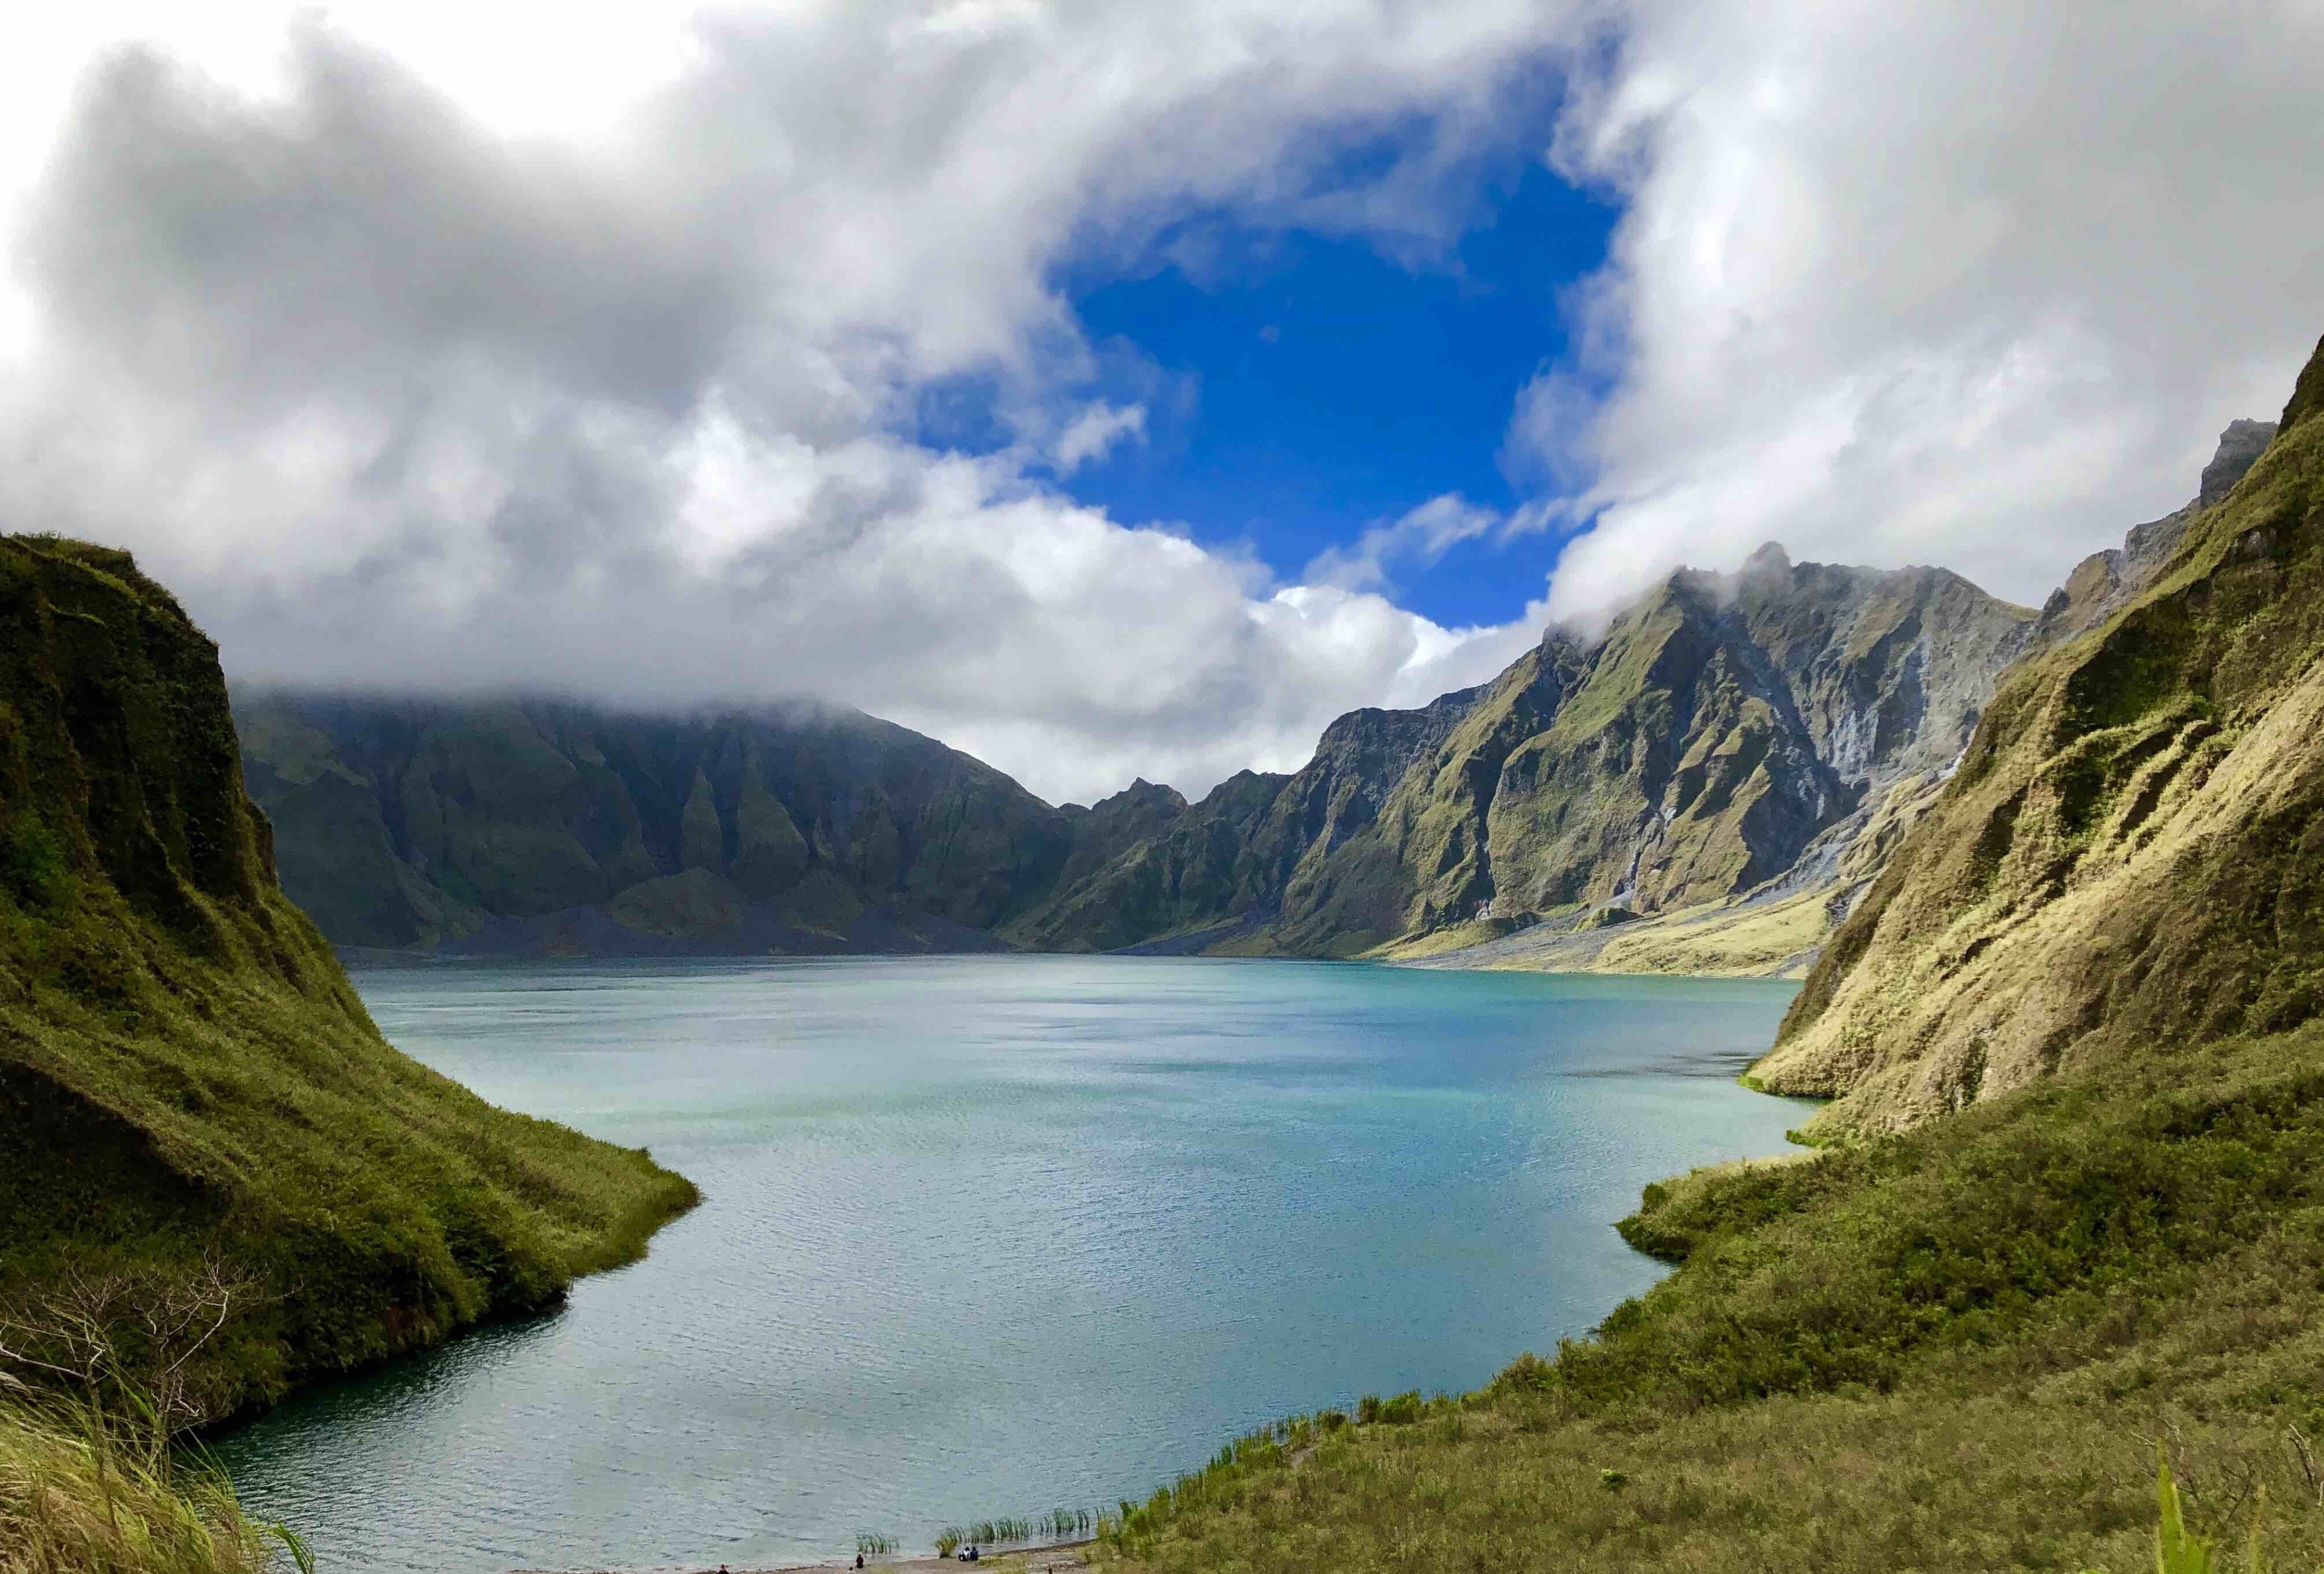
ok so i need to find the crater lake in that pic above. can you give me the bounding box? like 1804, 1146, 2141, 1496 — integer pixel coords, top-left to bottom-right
214, 955, 1811, 1571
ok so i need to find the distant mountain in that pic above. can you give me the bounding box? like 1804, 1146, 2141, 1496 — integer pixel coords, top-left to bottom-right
233, 697, 1134, 957
1016, 548, 2041, 967
245, 422, 2277, 969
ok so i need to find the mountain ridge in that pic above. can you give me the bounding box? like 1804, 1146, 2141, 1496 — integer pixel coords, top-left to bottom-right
241, 421, 2273, 969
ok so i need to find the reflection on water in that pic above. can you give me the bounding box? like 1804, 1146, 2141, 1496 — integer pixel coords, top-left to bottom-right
214, 956, 1809, 1572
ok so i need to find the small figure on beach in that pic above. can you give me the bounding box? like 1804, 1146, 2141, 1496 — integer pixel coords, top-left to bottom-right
856, 1556, 865, 1570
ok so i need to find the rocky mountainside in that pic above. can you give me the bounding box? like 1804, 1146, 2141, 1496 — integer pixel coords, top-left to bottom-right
1757, 335, 2324, 1128
0, 538, 694, 1414
235, 696, 1105, 956
247, 421, 2277, 967
235, 685, 1498, 960
1006, 548, 2047, 962
2034, 418, 2278, 642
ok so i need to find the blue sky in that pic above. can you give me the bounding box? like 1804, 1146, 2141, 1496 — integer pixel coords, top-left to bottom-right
1052, 163, 1615, 630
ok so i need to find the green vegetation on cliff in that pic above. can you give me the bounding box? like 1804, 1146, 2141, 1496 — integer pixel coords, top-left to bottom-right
1761, 334, 2324, 1130
234, 694, 1080, 957
0, 537, 696, 1420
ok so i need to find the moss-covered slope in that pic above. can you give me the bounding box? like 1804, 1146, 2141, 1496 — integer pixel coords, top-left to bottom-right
1759, 334, 2324, 1130
235, 694, 1081, 956
0, 538, 696, 1412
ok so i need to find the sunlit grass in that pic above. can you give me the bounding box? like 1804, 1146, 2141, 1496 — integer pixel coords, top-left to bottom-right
0, 1395, 304, 1574
1078, 1022, 2324, 1572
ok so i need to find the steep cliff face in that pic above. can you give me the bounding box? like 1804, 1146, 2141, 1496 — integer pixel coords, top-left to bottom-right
0, 538, 693, 1411
245, 538, 2041, 964
1000, 681, 1492, 955
1232, 552, 2035, 956
986, 545, 2039, 963
1758, 335, 2324, 1130
236, 696, 1082, 955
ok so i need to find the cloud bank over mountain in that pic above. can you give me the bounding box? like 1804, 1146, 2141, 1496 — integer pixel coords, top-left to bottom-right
2, 1, 2318, 803
1526, 0, 2324, 619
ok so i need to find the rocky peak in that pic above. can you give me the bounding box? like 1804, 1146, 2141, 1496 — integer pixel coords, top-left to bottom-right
1086, 777, 1188, 815
2198, 418, 2279, 507
2040, 413, 2280, 642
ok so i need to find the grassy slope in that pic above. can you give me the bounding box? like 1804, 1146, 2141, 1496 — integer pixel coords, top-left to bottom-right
0, 538, 696, 1415
1760, 334, 2324, 1130
1377, 886, 1833, 977
1097, 1023, 2324, 1573
1088, 341, 2324, 1574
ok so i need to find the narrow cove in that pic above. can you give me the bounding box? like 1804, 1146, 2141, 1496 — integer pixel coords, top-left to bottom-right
212, 956, 1811, 1571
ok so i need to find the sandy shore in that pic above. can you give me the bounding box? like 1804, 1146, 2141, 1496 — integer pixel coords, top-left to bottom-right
515, 1539, 1095, 1574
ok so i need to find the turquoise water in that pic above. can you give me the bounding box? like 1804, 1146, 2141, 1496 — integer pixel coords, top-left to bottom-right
214, 956, 1810, 1572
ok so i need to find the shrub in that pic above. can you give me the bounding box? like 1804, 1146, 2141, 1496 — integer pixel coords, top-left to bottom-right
1377, 1391, 1423, 1425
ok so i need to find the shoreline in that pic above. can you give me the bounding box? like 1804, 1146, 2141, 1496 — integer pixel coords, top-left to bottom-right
514, 1540, 1096, 1574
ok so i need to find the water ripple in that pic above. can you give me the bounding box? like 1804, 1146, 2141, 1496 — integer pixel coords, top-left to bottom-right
214, 956, 1808, 1573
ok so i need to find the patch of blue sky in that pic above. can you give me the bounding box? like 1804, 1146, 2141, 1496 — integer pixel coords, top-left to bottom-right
901, 136, 1616, 632
1061, 159, 1613, 629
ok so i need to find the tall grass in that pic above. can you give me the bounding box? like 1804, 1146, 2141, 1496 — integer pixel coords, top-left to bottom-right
0, 1395, 303, 1574
855, 1532, 897, 1558
1040, 1508, 1093, 1539
933, 1510, 1095, 1557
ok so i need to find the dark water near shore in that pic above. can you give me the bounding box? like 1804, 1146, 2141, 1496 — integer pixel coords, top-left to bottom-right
214, 956, 1808, 1572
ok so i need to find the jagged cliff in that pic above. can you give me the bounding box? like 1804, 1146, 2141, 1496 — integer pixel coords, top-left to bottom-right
1756, 336, 2324, 1128
245, 419, 2278, 968
996, 548, 2041, 963
0, 538, 694, 1412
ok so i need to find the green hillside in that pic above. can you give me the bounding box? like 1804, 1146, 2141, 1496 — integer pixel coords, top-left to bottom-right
1761, 333, 2324, 1131
1078, 336, 2324, 1574
0, 537, 696, 1418
235, 694, 1095, 957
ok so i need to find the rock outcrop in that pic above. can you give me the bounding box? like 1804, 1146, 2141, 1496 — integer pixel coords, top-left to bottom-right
2035, 420, 2277, 641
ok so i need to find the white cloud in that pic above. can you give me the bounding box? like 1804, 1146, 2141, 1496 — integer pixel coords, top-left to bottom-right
11, 1, 2316, 808
1526, 0, 2324, 617
1050, 401, 1147, 473
0, 2, 1571, 804
1302, 493, 1503, 592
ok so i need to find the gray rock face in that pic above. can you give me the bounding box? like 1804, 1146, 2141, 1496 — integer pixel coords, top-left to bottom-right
2038, 418, 2277, 642
2199, 418, 2279, 507
1013, 551, 2040, 956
